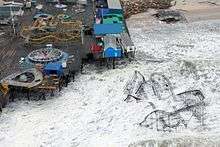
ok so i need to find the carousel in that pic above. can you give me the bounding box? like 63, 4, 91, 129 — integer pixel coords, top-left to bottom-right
20, 47, 69, 69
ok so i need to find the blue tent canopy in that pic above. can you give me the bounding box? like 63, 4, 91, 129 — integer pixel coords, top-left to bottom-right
94, 24, 123, 35
44, 63, 63, 77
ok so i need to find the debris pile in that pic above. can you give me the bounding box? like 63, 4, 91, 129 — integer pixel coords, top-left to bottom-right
153, 9, 187, 23
121, 0, 173, 18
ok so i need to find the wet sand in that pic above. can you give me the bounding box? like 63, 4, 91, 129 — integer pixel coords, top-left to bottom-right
172, 0, 220, 22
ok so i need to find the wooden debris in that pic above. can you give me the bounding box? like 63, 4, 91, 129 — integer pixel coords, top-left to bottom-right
153, 10, 187, 23
198, 1, 219, 6
121, 0, 173, 18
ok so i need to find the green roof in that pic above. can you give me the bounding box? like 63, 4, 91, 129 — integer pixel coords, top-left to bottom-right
102, 14, 123, 24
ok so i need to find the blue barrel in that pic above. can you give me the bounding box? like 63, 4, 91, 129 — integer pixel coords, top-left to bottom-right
104, 47, 122, 58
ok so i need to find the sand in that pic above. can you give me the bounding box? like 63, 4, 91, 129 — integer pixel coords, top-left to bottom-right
172, 0, 220, 21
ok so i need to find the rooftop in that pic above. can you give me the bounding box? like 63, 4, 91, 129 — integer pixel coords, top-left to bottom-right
107, 0, 122, 9
94, 23, 123, 35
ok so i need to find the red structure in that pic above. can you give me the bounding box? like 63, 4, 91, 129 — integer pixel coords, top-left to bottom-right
90, 43, 103, 54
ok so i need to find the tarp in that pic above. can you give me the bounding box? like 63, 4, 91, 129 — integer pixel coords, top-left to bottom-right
94, 24, 123, 35
44, 63, 63, 77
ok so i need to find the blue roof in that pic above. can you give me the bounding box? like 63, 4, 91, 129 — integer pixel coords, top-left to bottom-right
44, 63, 62, 71
94, 24, 123, 35
44, 63, 63, 76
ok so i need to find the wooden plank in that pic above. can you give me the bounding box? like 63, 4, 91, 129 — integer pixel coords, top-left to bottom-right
36, 86, 58, 90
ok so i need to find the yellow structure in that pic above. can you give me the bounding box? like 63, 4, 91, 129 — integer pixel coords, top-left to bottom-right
20, 15, 82, 44
0, 81, 9, 95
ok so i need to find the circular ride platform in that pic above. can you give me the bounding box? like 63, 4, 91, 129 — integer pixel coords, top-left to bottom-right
28, 48, 64, 63
20, 47, 69, 69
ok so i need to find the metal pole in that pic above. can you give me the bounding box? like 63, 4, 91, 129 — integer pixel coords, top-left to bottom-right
10, 6, 16, 35
81, 25, 84, 44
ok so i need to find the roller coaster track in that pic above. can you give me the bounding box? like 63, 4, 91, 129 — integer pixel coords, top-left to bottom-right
29, 34, 80, 44
139, 109, 187, 131
20, 28, 81, 44
20, 26, 30, 39
20, 19, 82, 44
149, 72, 176, 100
124, 71, 206, 131
139, 99, 205, 131
60, 21, 82, 29
124, 71, 176, 101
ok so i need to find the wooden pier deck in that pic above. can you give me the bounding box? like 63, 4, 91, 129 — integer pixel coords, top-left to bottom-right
0, 0, 95, 80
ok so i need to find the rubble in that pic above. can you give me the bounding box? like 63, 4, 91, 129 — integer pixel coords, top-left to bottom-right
121, 0, 174, 18
153, 9, 187, 23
